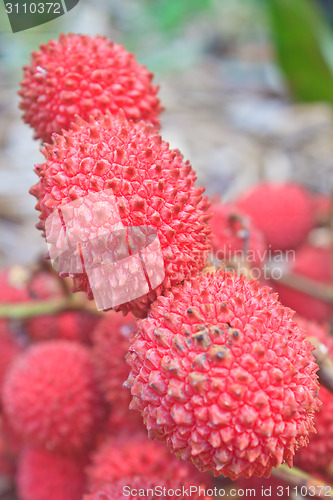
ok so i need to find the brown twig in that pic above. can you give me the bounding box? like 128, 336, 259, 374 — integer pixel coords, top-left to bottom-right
269, 270, 333, 304
272, 464, 333, 497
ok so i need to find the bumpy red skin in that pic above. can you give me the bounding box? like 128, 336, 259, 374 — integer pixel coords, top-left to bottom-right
86, 431, 208, 492
211, 202, 266, 265
3, 341, 103, 453
30, 113, 211, 317
92, 311, 137, 406
19, 33, 162, 143
273, 245, 332, 321
126, 271, 320, 480
236, 183, 314, 252
294, 316, 333, 474
17, 447, 87, 500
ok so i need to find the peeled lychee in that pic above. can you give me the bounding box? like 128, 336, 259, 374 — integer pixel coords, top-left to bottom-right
19, 33, 162, 143
30, 113, 211, 317
273, 245, 333, 321
17, 447, 86, 500
3, 341, 103, 453
236, 182, 314, 251
210, 202, 266, 265
126, 270, 320, 479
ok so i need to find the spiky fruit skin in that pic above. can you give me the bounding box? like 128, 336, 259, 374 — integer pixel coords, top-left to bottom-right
17, 447, 86, 500
92, 311, 137, 408
3, 341, 103, 453
273, 245, 333, 321
236, 183, 314, 252
210, 202, 266, 265
293, 317, 333, 474
126, 271, 320, 480
26, 310, 100, 344
19, 33, 162, 143
31, 113, 211, 317
86, 431, 208, 492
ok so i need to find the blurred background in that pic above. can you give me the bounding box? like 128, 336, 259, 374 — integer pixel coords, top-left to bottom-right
1, 0, 333, 267
1, 1, 333, 499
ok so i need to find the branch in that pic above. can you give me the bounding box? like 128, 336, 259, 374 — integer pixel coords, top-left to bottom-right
269, 270, 333, 303
272, 464, 333, 498
0, 295, 100, 319
308, 336, 333, 394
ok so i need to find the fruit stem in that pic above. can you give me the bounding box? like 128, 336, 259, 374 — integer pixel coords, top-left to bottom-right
0, 294, 100, 319
308, 336, 333, 394
272, 464, 333, 497
269, 271, 333, 303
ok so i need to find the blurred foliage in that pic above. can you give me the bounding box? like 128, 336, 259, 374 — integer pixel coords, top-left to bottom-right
266, 0, 333, 103
141, 0, 214, 34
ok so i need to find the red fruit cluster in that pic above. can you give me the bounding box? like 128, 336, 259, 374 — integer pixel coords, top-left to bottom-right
19, 33, 162, 143
3, 341, 103, 453
31, 112, 211, 317
126, 271, 320, 479
236, 182, 314, 252
92, 311, 139, 424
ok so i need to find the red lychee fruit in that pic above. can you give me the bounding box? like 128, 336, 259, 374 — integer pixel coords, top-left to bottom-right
19, 33, 162, 143
293, 316, 333, 475
92, 311, 137, 407
273, 245, 333, 321
92, 311, 144, 432
126, 270, 320, 480
86, 431, 208, 492
236, 183, 314, 251
30, 113, 211, 317
2, 340, 103, 453
17, 447, 87, 500
210, 202, 266, 266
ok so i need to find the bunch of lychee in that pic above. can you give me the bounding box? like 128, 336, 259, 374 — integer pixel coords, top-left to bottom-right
0, 29, 331, 500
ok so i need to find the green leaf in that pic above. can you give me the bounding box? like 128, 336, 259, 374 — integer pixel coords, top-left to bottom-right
266, 0, 333, 102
